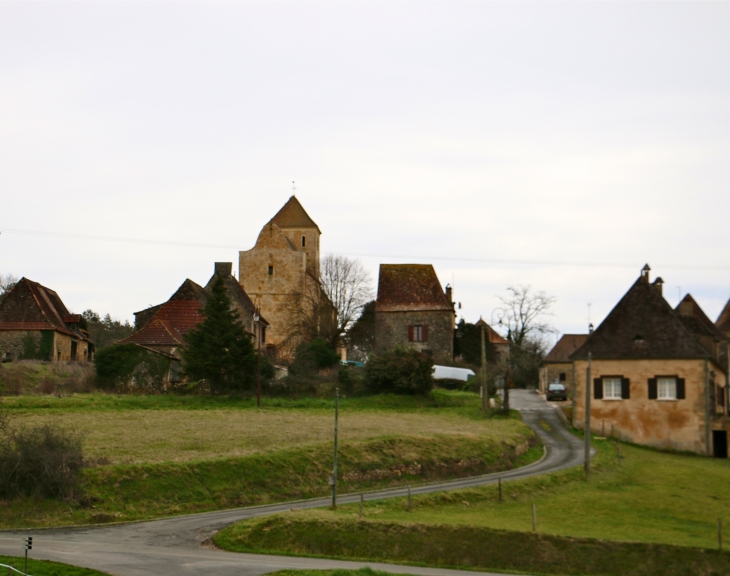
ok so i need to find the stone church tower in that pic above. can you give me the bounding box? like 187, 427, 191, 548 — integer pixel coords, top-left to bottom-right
239, 196, 322, 355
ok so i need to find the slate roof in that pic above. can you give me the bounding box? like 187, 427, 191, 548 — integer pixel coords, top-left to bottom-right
0, 278, 90, 341
716, 297, 730, 335
570, 273, 710, 361
474, 319, 510, 345
544, 334, 589, 363
675, 294, 727, 343
269, 196, 321, 233
375, 264, 453, 313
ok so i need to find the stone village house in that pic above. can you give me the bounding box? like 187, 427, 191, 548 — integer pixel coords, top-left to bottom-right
570, 265, 730, 457
374, 264, 456, 364
0, 277, 94, 362
239, 196, 336, 358
121, 263, 268, 383
539, 334, 589, 394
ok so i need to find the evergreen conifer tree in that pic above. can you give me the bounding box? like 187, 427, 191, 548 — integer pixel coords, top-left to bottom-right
181, 275, 257, 394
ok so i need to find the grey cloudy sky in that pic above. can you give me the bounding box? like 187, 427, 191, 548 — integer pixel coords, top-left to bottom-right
1, 1, 729, 341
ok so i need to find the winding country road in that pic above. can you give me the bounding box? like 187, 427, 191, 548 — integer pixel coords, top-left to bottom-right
0, 390, 585, 576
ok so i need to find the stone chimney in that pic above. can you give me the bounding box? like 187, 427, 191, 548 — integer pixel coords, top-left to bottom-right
215, 262, 233, 277
589, 323, 594, 334
652, 277, 664, 296
445, 284, 453, 306
640, 264, 651, 283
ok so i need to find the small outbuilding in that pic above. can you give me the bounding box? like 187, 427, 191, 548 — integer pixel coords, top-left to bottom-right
0, 278, 94, 362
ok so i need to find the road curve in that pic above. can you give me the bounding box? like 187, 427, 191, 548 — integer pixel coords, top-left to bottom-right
0, 390, 585, 576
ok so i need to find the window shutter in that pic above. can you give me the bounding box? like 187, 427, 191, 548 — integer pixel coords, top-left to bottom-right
621, 378, 631, 399
593, 378, 603, 399
422, 325, 429, 342
408, 325, 414, 342
676, 378, 686, 400
648, 378, 658, 400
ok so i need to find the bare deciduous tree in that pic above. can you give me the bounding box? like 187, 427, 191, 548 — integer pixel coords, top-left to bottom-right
497, 285, 557, 346
0, 273, 18, 303
284, 273, 339, 355
319, 254, 374, 338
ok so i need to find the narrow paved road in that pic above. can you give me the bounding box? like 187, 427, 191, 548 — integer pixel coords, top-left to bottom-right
0, 391, 584, 576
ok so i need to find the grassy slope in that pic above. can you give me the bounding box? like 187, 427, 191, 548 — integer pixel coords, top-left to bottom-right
0, 556, 110, 576
215, 439, 730, 575
0, 391, 541, 529
1, 392, 526, 465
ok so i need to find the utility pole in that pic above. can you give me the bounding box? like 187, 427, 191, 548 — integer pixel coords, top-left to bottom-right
481, 324, 488, 415
584, 352, 592, 480
254, 306, 261, 408
332, 387, 339, 507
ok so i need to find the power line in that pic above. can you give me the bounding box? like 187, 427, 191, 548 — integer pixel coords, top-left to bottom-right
1, 227, 729, 272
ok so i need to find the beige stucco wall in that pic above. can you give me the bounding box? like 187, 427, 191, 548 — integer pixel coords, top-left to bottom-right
573, 358, 714, 454
52, 332, 92, 363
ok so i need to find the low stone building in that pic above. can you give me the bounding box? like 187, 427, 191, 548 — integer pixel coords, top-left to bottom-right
474, 318, 510, 363
0, 277, 94, 362
571, 265, 730, 456
128, 263, 269, 361
374, 264, 455, 364
539, 334, 589, 394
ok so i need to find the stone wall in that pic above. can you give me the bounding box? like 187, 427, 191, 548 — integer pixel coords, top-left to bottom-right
0, 330, 91, 363
540, 362, 575, 393
374, 309, 454, 364
240, 223, 310, 355
572, 357, 720, 454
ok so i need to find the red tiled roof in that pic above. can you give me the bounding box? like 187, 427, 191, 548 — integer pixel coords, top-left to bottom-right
64, 314, 81, 323
543, 334, 589, 363
124, 319, 184, 347
474, 319, 510, 345
375, 264, 453, 313
0, 322, 55, 331
0, 278, 89, 340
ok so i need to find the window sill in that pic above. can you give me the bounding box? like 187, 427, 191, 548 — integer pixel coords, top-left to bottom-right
657, 398, 678, 402
601, 397, 623, 401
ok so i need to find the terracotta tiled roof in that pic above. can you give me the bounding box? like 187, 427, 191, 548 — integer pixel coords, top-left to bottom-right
0, 278, 90, 341
269, 196, 321, 233
375, 264, 453, 313
474, 319, 510, 345
124, 319, 184, 347
64, 314, 81, 324
571, 272, 709, 361
543, 334, 589, 363
120, 280, 206, 347
716, 297, 730, 334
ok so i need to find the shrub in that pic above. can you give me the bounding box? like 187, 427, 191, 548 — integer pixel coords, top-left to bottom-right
290, 338, 341, 377
0, 415, 85, 499
95, 343, 170, 392
364, 348, 434, 395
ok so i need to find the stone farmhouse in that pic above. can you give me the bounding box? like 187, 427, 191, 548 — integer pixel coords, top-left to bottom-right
570, 265, 730, 457
374, 264, 456, 364
539, 334, 589, 394
124, 263, 268, 368
239, 196, 335, 358
0, 277, 94, 363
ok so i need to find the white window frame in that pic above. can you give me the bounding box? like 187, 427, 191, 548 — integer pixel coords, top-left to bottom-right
413, 325, 424, 342
658, 377, 677, 400
603, 377, 622, 400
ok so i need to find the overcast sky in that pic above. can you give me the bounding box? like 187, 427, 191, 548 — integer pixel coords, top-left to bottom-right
1, 1, 729, 342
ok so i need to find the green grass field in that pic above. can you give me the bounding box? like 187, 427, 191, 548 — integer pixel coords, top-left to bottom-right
215, 438, 730, 575
0, 390, 541, 529
0, 556, 110, 576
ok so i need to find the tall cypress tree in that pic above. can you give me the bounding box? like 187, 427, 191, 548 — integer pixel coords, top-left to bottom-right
181, 275, 256, 394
